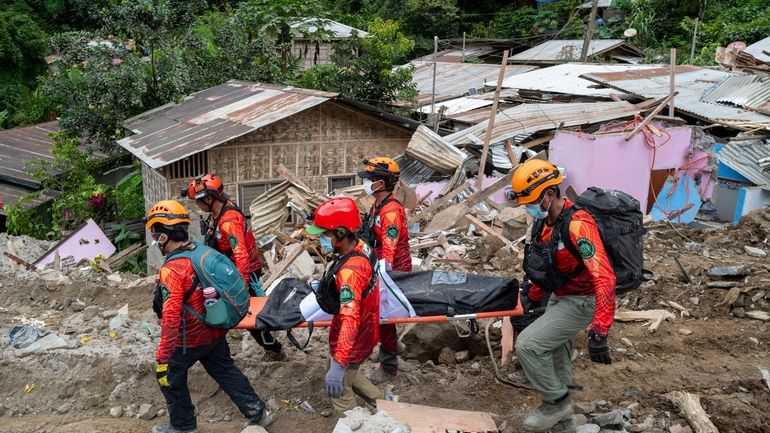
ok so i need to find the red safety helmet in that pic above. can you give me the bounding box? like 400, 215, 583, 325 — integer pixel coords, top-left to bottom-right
181, 174, 223, 200
305, 197, 361, 235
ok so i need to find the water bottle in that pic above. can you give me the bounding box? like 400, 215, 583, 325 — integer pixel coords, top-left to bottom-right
203, 287, 219, 307
308, 279, 321, 293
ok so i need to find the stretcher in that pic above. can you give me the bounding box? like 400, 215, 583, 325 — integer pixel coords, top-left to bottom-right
235, 293, 525, 331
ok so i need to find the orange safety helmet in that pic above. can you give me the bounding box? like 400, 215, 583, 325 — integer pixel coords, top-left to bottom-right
305, 197, 362, 235
508, 159, 563, 205
358, 157, 400, 181
145, 200, 191, 229
181, 174, 224, 200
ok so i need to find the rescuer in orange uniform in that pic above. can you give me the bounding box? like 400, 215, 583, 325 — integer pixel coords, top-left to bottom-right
358, 157, 411, 383
306, 197, 383, 414
508, 160, 616, 432
146, 200, 276, 433
181, 174, 284, 360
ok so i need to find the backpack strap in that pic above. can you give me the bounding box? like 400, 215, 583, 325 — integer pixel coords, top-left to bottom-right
204, 199, 247, 249
286, 323, 314, 350
557, 206, 587, 278
362, 194, 400, 248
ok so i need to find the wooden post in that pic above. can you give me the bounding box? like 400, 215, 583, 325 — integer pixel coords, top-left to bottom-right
669, 48, 676, 118
580, 0, 599, 62
624, 93, 678, 141
504, 139, 518, 169
462, 32, 466, 63
430, 36, 438, 116
476, 49, 509, 190
689, 18, 699, 65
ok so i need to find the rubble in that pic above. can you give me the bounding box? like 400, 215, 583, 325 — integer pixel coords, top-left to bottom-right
743, 246, 767, 258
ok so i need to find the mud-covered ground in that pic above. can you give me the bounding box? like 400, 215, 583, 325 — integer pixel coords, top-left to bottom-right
0, 208, 768, 433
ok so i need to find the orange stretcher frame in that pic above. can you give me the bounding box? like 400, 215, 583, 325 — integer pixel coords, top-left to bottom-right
235, 292, 525, 330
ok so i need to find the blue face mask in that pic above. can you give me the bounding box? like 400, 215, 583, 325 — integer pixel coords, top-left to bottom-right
319, 234, 334, 253
525, 194, 552, 220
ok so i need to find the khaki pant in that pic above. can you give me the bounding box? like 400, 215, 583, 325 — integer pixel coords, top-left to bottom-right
328, 360, 383, 414
515, 295, 595, 402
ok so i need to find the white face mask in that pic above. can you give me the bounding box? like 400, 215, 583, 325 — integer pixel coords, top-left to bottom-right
362, 179, 375, 196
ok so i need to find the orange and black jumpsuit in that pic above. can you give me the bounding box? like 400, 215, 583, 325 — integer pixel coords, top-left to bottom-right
155, 247, 267, 430
367, 193, 411, 374
204, 201, 281, 352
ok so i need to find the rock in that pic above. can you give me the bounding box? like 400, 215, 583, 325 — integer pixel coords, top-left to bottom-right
668, 424, 693, 433
573, 413, 589, 426
454, 350, 470, 363
107, 273, 123, 284
71, 300, 86, 312
596, 400, 609, 409
137, 403, 156, 420
577, 424, 600, 433
689, 297, 700, 306
678, 328, 693, 336
241, 426, 269, 433
732, 308, 746, 318
108, 304, 130, 330
749, 337, 759, 345
109, 406, 123, 418
55, 402, 72, 414
470, 361, 481, 375
620, 338, 634, 350
574, 402, 597, 415
267, 397, 280, 412
438, 347, 456, 365
744, 246, 767, 258
124, 410, 135, 418
705, 281, 739, 288
591, 410, 624, 427
157, 409, 166, 417
707, 265, 748, 278
630, 415, 655, 432
83, 306, 100, 322
745, 311, 769, 321
110, 382, 129, 401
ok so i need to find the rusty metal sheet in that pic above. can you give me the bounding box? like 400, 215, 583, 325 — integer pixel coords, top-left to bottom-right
405, 125, 468, 174
411, 47, 499, 63
581, 68, 770, 128
408, 62, 537, 102
445, 101, 640, 146
509, 39, 643, 64
0, 184, 54, 215
118, 80, 339, 169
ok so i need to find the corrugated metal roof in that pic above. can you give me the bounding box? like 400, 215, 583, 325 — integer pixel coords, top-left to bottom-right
0, 121, 60, 188
412, 47, 499, 63
718, 141, 770, 189
405, 125, 468, 174
291, 18, 368, 39
701, 74, 770, 113
0, 184, 54, 215
409, 62, 537, 102
444, 101, 640, 146
490, 63, 663, 98
744, 35, 770, 63
419, 97, 493, 115
118, 80, 339, 169
248, 180, 324, 238
581, 67, 770, 128
394, 155, 435, 185
509, 40, 643, 64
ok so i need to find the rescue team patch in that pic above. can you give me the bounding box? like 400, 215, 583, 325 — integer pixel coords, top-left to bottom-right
228, 234, 238, 250
386, 224, 399, 240
339, 286, 354, 304
159, 284, 170, 301
577, 237, 595, 259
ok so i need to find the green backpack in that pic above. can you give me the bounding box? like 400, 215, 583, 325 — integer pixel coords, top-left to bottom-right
167, 240, 250, 329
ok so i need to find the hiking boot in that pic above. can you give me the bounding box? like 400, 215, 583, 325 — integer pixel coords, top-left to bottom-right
245, 409, 278, 429
151, 424, 198, 433
262, 349, 288, 362
522, 398, 573, 432
367, 366, 397, 384
506, 371, 530, 385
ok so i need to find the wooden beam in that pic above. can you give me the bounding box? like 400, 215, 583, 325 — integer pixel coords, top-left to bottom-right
276, 164, 312, 190
411, 180, 471, 223
476, 49, 510, 190
669, 48, 677, 119
4, 252, 36, 270
664, 391, 719, 433
523, 132, 555, 149
580, 0, 599, 62
503, 139, 518, 169
464, 214, 510, 245
263, 243, 306, 289
624, 92, 678, 141
465, 170, 514, 208
262, 251, 276, 274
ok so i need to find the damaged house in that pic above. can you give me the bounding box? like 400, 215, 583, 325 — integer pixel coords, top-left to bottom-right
117, 80, 419, 267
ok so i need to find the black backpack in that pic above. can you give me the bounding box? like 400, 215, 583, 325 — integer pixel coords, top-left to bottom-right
316, 246, 378, 315
528, 187, 646, 294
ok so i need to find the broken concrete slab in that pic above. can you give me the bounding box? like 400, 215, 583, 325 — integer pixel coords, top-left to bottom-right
745, 311, 769, 321
744, 245, 767, 258
137, 403, 156, 420
376, 399, 497, 433
423, 204, 471, 234
707, 265, 749, 278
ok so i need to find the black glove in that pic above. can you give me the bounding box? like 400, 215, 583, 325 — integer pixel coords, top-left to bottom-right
587, 330, 611, 364
519, 279, 542, 315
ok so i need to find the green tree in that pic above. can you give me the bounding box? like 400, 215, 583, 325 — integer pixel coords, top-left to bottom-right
41, 33, 149, 151
298, 18, 417, 111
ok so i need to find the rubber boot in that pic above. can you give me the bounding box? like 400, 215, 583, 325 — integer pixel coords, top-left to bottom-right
549, 418, 576, 433
523, 396, 573, 433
